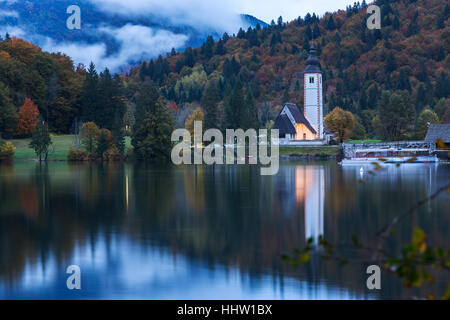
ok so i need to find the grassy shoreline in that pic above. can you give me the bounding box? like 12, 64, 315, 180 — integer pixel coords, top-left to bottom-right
279, 146, 341, 158
7, 135, 133, 161
7, 135, 341, 161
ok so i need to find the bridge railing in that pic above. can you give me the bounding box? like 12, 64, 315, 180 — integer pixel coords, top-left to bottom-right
342, 141, 435, 158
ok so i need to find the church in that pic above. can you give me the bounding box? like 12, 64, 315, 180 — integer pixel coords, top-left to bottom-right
274, 44, 332, 145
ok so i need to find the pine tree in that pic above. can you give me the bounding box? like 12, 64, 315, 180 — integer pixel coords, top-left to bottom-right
417, 60, 428, 82
393, 14, 400, 30
96, 129, 109, 159
435, 72, 449, 98
242, 88, 259, 130
132, 82, 174, 161
112, 112, 126, 155
201, 80, 221, 130
97, 68, 114, 128
224, 80, 245, 130
201, 36, 215, 59
376, 90, 415, 140
436, 45, 445, 61
359, 89, 367, 110
385, 52, 397, 73
215, 39, 226, 55
81, 62, 99, 123
326, 15, 336, 30
184, 47, 195, 68
396, 69, 411, 92
415, 83, 427, 112
0, 82, 18, 139
29, 119, 52, 161
406, 11, 419, 36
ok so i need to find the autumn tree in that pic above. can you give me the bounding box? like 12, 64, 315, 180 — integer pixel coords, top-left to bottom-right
324, 107, 355, 143
80, 122, 100, 153
416, 109, 439, 140
433, 98, 450, 123
29, 119, 52, 161
16, 98, 40, 138
185, 107, 204, 145
6, 37, 39, 65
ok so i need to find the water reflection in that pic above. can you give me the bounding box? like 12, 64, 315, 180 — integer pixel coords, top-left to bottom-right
0, 161, 448, 299
297, 167, 325, 243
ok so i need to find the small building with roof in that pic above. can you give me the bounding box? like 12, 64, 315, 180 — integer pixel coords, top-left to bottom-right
425, 124, 450, 149
273, 44, 333, 145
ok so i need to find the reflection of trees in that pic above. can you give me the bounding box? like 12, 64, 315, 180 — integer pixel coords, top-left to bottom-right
0, 162, 447, 298
0, 163, 128, 283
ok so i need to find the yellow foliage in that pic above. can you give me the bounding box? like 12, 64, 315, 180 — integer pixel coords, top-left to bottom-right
0, 50, 11, 60
324, 107, 355, 143
0, 141, 16, 161
6, 37, 40, 65
185, 107, 205, 143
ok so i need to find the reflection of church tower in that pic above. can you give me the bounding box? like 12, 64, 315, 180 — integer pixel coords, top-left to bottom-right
304, 44, 324, 139
296, 166, 325, 243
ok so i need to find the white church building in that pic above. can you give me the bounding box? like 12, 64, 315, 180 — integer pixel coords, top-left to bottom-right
274, 44, 333, 145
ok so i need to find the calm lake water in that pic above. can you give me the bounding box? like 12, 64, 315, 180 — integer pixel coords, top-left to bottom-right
0, 160, 448, 300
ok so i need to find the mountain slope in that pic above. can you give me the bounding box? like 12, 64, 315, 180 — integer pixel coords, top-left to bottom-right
0, 0, 267, 71
127, 0, 449, 137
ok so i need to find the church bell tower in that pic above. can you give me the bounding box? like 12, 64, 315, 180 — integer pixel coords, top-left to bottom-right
304, 44, 323, 140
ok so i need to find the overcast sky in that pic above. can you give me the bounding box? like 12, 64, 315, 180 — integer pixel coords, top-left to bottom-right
1, 0, 359, 71
93, 0, 358, 27
237, 0, 358, 22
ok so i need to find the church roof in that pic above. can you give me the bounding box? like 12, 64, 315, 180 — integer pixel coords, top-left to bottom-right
284, 103, 317, 134
304, 44, 322, 73
424, 124, 450, 143
273, 114, 296, 135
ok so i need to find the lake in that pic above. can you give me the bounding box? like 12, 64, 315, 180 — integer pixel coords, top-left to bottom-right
0, 160, 448, 299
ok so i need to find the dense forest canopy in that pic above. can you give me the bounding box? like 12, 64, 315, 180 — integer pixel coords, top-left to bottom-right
0, 0, 449, 142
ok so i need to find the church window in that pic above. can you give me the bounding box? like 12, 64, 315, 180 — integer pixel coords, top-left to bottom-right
309, 77, 314, 84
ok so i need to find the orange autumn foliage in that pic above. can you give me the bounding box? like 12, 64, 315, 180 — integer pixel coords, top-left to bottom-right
16, 98, 40, 137
6, 37, 39, 65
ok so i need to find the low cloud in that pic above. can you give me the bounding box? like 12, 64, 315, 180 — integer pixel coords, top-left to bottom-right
0, 25, 25, 37
91, 0, 355, 27
43, 24, 188, 71
92, 0, 243, 33
0, 9, 18, 18
1, 0, 356, 71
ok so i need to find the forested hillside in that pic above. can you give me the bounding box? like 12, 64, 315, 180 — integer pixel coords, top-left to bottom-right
0, 0, 449, 142
127, 0, 449, 140
0, 0, 267, 71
